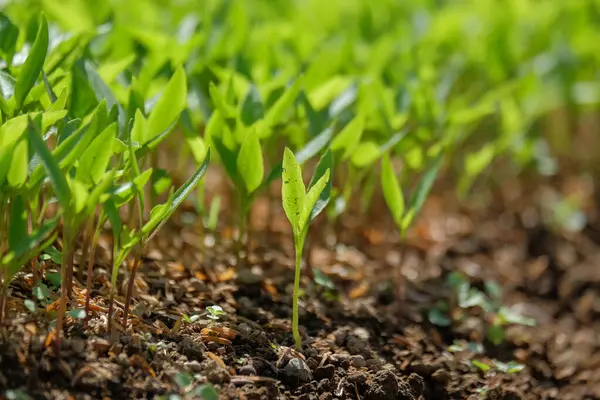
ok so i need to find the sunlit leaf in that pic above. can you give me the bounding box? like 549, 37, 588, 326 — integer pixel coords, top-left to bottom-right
15, 15, 48, 110
282, 147, 305, 234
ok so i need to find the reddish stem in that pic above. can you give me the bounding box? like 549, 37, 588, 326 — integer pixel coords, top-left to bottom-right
122, 254, 142, 330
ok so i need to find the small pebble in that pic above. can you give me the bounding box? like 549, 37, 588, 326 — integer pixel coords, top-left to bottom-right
317, 378, 331, 393
350, 355, 366, 368
315, 364, 335, 380
283, 358, 313, 383
185, 360, 203, 373
239, 364, 257, 376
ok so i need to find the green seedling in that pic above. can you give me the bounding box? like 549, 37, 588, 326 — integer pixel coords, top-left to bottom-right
380, 150, 443, 309
281, 148, 332, 350
206, 305, 226, 321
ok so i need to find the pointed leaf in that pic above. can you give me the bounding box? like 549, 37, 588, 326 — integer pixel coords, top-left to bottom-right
308, 150, 333, 222
212, 135, 238, 182
331, 115, 365, 159
146, 66, 187, 144
381, 154, 404, 227
282, 147, 305, 234
301, 168, 330, 230
15, 16, 48, 110
264, 77, 302, 127
208, 82, 233, 118
76, 122, 116, 184
237, 129, 263, 194
403, 153, 443, 230
8, 194, 27, 251
26, 116, 70, 209
143, 149, 211, 244
7, 137, 28, 188
240, 85, 264, 126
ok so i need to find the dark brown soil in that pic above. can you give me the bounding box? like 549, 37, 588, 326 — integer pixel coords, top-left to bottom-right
1, 173, 599, 400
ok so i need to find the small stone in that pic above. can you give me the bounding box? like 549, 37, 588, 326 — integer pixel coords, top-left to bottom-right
431, 369, 450, 384
317, 378, 331, 393
353, 328, 370, 341
333, 328, 348, 346
283, 358, 313, 383
305, 357, 319, 370
319, 394, 333, 400
92, 339, 111, 353
366, 357, 385, 371
185, 360, 203, 373
315, 364, 335, 380
350, 355, 366, 368
239, 364, 257, 376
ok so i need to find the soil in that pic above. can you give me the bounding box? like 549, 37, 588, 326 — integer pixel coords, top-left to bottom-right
1, 171, 599, 400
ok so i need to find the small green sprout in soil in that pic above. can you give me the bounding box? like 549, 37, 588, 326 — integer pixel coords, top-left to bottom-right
282, 147, 332, 350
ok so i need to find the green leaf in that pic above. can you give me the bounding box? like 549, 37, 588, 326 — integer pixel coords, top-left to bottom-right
209, 82, 234, 118
0, 13, 19, 66
15, 16, 49, 110
281, 147, 305, 234
76, 123, 116, 184
380, 154, 404, 227
487, 324, 505, 346
212, 135, 238, 182
330, 115, 365, 159
237, 129, 263, 194
66, 308, 86, 319
84, 170, 115, 217
240, 85, 264, 126
307, 150, 333, 222
194, 384, 219, 400
403, 153, 443, 230
24, 299, 36, 313
181, 109, 207, 163
143, 149, 211, 244
2, 215, 59, 271
351, 141, 381, 168
26, 116, 71, 209
8, 194, 27, 252
264, 77, 302, 127
472, 360, 491, 373
70, 178, 89, 215
0, 71, 16, 99
7, 137, 28, 188
428, 308, 452, 327
146, 66, 187, 144
302, 168, 330, 230
83, 61, 126, 130
263, 125, 334, 188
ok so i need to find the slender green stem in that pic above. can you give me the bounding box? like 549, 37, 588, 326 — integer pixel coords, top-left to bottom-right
292, 235, 305, 350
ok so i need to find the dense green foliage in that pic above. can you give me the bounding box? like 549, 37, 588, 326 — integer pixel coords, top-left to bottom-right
0, 0, 597, 349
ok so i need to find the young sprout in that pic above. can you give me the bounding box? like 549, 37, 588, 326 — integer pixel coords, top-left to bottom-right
281, 148, 332, 350
380, 150, 442, 312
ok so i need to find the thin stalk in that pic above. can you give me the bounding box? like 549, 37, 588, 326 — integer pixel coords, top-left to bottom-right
196, 182, 206, 256
65, 248, 75, 299
236, 198, 248, 264
122, 251, 142, 330
84, 212, 102, 327
0, 202, 6, 324
107, 243, 116, 335
292, 236, 305, 350
78, 216, 95, 283
55, 236, 73, 355
0, 270, 7, 325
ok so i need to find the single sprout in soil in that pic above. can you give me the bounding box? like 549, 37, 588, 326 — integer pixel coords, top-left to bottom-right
380, 150, 442, 314
281, 147, 332, 350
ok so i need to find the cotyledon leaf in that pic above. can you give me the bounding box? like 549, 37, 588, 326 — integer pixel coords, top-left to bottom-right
281, 147, 305, 234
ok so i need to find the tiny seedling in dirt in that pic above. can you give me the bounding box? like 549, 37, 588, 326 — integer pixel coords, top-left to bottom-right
431, 272, 536, 345
380, 150, 442, 311
206, 305, 227, 321
281, 147, 332, 350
